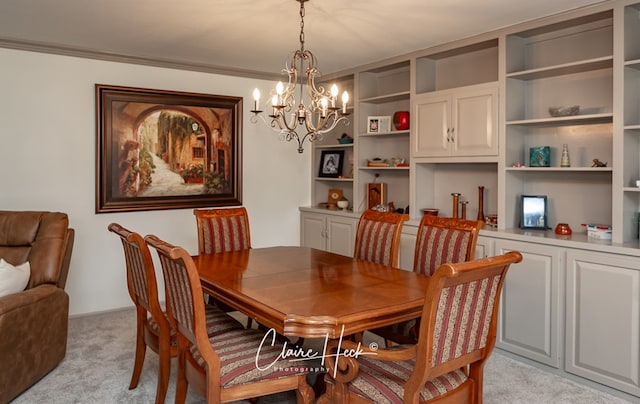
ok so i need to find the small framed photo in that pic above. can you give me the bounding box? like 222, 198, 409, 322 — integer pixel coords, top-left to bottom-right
520, 195, 549, 230
367, 116, 391, 134
318, 150, 344, 178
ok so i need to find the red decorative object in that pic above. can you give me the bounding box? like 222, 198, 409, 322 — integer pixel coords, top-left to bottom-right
393, 111, 410, 130
555, 223, 572, 235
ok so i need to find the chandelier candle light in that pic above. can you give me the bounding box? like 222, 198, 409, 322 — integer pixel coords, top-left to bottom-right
251, 0, 350, 153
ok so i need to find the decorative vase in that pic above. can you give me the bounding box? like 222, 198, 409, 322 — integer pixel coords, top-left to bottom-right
393, 111, 410, 130
451, 193, 460, 219
555, 223, 572, 235
477, 186, 485, 223
560, 143, 571, 167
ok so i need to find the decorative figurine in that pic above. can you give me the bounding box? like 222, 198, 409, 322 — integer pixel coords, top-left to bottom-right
592, 159, 607, 167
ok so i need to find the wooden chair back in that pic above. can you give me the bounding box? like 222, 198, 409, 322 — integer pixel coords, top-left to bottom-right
194, 207, 251, 255
108, 223, 174, 403
405, 251, 523, 402
413, 215, 483, 276
353, 210, 406, 267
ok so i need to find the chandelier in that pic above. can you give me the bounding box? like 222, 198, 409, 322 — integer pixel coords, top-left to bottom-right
251, 0, 350, 153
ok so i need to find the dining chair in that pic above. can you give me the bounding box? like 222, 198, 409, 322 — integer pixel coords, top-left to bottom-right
109, 223, 246, 404
194, 207, 254, 329
320, 251, 523, 404
194, 207, 251, 255
108, 223, 176, 404
369, 215, 484, 346
353, 210, 406, 267
145, 234, 315, 404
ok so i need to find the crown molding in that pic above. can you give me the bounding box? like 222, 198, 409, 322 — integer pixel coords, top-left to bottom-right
0, 36, 282, 82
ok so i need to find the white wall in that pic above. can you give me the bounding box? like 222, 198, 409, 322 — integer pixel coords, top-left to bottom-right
0, 48, 312, 316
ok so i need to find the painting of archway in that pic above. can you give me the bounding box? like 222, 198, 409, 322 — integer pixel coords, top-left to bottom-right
96, 85, 242, 213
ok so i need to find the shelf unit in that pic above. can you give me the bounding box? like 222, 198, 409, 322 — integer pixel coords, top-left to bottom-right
623, 2, 640, 240
503, 9, 614, 233
411, 38, 500, 220
311, 74, 355, 207
356, 60, 411, 211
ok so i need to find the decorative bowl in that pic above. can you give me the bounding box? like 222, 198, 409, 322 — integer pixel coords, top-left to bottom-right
337, 200, 349, 209
548, 105, 580, 117
337, 138, 353, 144
421, 208, 439, 216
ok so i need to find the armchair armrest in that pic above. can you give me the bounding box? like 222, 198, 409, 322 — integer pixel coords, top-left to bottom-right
324, 339, 417, 384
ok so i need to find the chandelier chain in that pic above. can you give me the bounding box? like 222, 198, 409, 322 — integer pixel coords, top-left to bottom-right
299, 0, 305, 52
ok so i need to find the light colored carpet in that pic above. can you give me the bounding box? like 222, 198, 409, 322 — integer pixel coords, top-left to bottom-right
10, 308, 635, 403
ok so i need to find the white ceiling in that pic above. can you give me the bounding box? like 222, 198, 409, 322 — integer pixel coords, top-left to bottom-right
0, 0, 606, 79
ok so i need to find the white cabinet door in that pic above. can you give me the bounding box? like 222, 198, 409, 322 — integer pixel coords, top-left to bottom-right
453, 85, 498, 156
300, 211, 356, 257
414, 93, 450, 157
475, 235, 494, 259
300, 212, 327, 250
565, 250, 640, 397
413, 84, 498, 158
326, 215, 356, 257
398, 230, 417, 271
494, 239, 562, 368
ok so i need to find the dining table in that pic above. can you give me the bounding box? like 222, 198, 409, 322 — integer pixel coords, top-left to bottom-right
193, 246, 429, 339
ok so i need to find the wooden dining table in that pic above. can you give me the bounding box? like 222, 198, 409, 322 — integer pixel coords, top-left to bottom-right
193, 246, 429, 339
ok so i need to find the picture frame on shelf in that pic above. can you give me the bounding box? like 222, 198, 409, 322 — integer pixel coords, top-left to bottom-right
318, 150, 344, 178
520, 195, 548, 230
367, 116, 391, 134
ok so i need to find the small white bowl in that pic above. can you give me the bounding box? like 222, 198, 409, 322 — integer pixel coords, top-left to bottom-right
337, 200, 349, 210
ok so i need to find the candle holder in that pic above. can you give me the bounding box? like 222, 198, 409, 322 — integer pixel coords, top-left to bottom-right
451, 193, 461, 219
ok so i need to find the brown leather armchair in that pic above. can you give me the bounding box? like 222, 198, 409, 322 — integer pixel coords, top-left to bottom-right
0, 211, 74, 403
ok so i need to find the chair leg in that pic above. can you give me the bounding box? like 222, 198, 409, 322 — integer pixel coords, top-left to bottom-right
175, 343, 189, 404
129, 307, 147, 389
155, 327, 171, 404
246, 317, 253, 329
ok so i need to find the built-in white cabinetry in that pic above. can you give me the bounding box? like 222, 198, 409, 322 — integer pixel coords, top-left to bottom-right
494, 239, 563, 368
301, 2, 640, 399
622, 2, 640, 242
565, 250, 640, 397
413, 84, 498, 158
299, 210, 357, 257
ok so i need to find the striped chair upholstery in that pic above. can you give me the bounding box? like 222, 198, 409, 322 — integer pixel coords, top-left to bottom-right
194, 207, 251, 254
354, 210, 406, 267
145, 235, 314, 404
321, 251, 523, 403
370, 215, 484, 346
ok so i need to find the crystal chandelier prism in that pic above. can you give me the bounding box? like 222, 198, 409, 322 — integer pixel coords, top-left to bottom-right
251, 0, 350, 153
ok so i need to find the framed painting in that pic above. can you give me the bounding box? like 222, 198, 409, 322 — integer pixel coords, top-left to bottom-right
318, 150, 344, 178
96, 84, 242, 213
